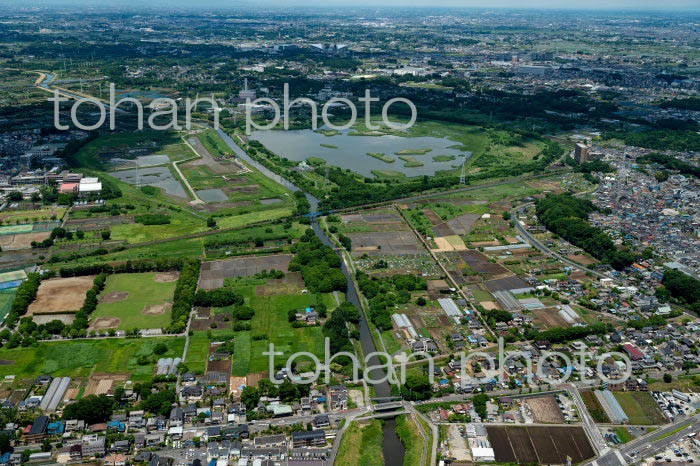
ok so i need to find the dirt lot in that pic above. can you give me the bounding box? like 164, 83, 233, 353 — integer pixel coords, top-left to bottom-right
92, 317, 121, 329
28, 276, 95, 314
526, 395, 565, 423
348, 231, 425, 256
100, 291, 129, 303
32, 314, 75, 325
256, 271, 304, 295
186, 136, 230, 174
64, 216, 133, 231
200, 254, 293, 289
486, 426, 594, 464
568, 254, 597, 265
340, 211, 409, 232
155, 272, 180, 283
0, 232, 51, 250
458, 250, 510, 277
207, 359, 232, 373
532, 307, 571, 329
445, 213, 481, 235
84, 374, 130, 396
144, 302, 172, 315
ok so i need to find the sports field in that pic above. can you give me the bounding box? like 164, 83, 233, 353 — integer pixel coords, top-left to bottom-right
92, 272, 178, 330
0, 337, 184, 381
28, 276, 94, 315
0, 289, 16, 323
0, 270, 26, 284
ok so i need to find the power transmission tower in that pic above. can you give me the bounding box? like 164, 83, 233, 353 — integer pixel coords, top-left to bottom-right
459, 154, 467, 185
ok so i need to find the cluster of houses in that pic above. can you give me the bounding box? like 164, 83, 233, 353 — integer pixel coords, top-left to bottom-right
1, 405, 336, 466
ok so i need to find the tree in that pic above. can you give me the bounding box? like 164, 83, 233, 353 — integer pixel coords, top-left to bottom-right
0, 434, 11, 454
663, 373, 673, 383
62, 395, 114, 424
240, 386, 260, 409
153, 342, 168, 355
101, 231, 111, 240
416, 297, 427, 306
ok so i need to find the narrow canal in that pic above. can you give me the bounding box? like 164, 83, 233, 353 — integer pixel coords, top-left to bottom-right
217, 129, 406, 466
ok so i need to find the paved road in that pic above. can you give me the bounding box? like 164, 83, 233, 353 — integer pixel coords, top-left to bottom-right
511, 203, 613, 281
583, 414, 700, 466
568, 385, 609, 455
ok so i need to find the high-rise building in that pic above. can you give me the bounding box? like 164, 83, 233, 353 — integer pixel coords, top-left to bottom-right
574, 143, 589, 164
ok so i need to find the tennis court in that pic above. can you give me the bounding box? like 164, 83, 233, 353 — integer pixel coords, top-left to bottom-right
0, 270, 27, 284
0, 225, 33, 235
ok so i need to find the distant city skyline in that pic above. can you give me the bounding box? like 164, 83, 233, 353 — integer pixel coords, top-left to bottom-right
1, 0, 700, 10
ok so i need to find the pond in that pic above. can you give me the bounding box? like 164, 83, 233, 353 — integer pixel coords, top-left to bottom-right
109, 154, 171, 169
197, 189, 229, 203
111, 166, 188, 199
250, 129, 471, 178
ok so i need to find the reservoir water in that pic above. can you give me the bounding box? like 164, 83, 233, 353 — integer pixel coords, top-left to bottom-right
251, 128, 470, 178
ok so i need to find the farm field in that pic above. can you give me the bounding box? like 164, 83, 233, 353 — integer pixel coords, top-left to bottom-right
486, 425, 595, 464
613, 391, 667, 425
91, 272, 178, 330
28, 276, 94, 315
335, 419, 384, 466
200, 254, 293, 290
581, 390, 610, 423
0, 337, 184, 381
0, 208, 66, 224
526, 395, 565, 423
230, 291, 339, 376
185, 331, 214, 374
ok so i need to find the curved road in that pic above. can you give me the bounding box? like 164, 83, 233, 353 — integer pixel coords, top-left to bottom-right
511, 202, 614, 281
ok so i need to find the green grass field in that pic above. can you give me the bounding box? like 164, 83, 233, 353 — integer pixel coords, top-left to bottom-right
0, 290, 16, 323
216, 207, 293, 229
335, 419, 384, 466
230, 292, 340, 376
92, 272, 177, 330
186, 331, 212, 374
396, 415, 425, 466
614, 391, 667, 425
0, 337, 184, 381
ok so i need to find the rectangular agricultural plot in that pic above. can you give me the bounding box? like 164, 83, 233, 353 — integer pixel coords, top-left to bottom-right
199, 255, 293, 290
347, 231, 425, 256
458, 250, 510, 276
28, 276, 95, 315
486, 426, 595, 465
484, 275, 532, 293
613, 391, 667, 425
445, 213, 482, 235
231, 293, 330, 376
526, 395, 565, 423
91, 272, 179, 330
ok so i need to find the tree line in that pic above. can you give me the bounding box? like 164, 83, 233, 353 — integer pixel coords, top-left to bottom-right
536, 194, 636, 271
